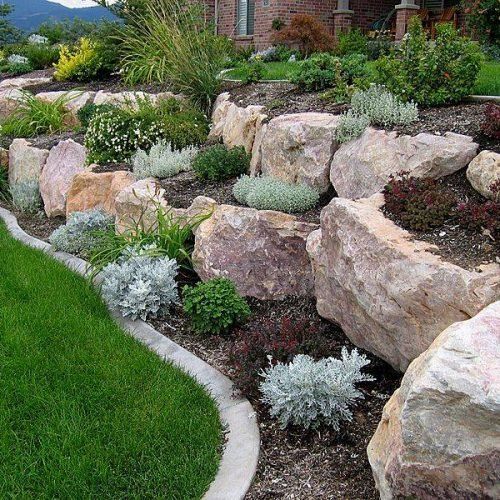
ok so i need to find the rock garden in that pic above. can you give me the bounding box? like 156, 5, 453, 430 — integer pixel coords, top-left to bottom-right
0, 1, 499, 498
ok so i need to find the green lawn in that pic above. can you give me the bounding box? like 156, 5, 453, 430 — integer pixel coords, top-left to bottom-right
227, 59, 500, 96
0, 221, 221, 498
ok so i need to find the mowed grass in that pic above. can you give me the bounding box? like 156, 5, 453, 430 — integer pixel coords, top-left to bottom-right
228, 59, 500, 96
0, 222, 221, 499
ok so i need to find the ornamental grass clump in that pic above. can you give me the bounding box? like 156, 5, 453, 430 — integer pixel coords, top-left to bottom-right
260, 349, 374, 430
132, 140, 198, 180
49, 209, 114, 257
350, 84, 418, 127
233, 175, 319, 213
192, 144, 250, 181
183, 278, 251, 335
9, 180, 41, 213
100, 247, 179, 320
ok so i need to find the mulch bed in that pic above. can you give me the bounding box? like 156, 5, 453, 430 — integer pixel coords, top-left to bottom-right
150, 296, 401, 500
382, 168, 499, 270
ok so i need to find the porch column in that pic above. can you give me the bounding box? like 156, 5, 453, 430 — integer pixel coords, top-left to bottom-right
333, 0, 354, 38
395, 0, 420, 40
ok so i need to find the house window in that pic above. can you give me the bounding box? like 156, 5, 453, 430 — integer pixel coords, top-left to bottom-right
237, 0, 255, 36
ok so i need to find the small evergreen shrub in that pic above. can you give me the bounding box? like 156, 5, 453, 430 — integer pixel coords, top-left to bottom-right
1, 54, 33, 75
16, 42, 60, 69
339, 53, 368, 83
481, 103, 500, 139
292, 52, 340, 91
335, 110, 370, 144
76, 103, 116, 129
132, 141, 198, 180
100, 249, 179, 320
233, 175, 319, 213
260, 349, 374, 430
9, 180, 41, 213
229, 317, 336, 397
239, 58, 265, 84
336, 28, 368, 56
182, 278, 250, 335
384, 172, 457, 231
376, 17, 482, 106
49, 209, 113, 257
85, 99, 208, 164
350, 85, 418, 127
193, 145, 250, 181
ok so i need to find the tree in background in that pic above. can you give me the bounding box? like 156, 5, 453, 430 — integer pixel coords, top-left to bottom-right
462, 0, 500, 47
0, 4, 22, 46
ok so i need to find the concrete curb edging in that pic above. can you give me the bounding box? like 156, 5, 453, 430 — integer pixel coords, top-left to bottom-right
0, 206, 260, 500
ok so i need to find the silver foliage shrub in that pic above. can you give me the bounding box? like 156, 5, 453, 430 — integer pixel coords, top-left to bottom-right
10, 180, 42, 213
132, 140, 198, 180
100, 249, 179, 320
49, 209, 113, 256
351, 84, 418, 127
260, 349, 375, 430
335, 110, 370, 144
233, 175, 319, 213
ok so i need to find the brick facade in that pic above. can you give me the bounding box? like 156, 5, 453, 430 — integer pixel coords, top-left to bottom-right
207, 0, 465, 48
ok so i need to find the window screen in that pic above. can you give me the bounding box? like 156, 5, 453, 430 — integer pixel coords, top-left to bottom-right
237, 0, 255, 35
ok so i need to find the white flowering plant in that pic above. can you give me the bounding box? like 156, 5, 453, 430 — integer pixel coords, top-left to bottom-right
28, 34, 49, 45
260, 349, 375, 430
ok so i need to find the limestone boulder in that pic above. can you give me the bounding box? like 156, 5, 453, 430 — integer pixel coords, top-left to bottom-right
223, 103, 267, 154
368, 301, 500, 499
0, 75, 52, 91
466, 150, 500, 200
259, 113, 340, 193
36, 91, 95, 127
8, 139, 49, 185
114, 178, 168, 233
39, 139, 87, 217
0, 88, 24, 119
193, 204, 317, 300
66, 170, 135, 216
306, 194, 500, 371
209, 92, 232, 139
330, 128, 478, 199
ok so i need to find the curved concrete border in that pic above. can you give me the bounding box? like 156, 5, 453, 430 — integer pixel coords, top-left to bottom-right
0, 206, 260, 500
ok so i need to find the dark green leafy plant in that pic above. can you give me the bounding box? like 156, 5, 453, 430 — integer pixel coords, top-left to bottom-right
376, 17, 482, 106
292, 52, 340, 91
0, 164, 9, 202
462, 0, 500, 46
15, 43, 60, 69
192, 144, 250, 181
183, 278, 251, 335
336, 28, 368, 56
239, 58, 265, 84
77, 102, 116, 129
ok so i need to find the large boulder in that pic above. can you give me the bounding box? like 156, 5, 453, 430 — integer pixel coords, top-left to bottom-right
209, 92, 232, 139
114, 178, 168, 233
193, 204, 317, 300
330, 128, 478, 199
0, 88, 24, 119
36, 91, 95, 127
8, 139, 49, 185
259, 113, 340, 193
66, 170, 135, 217
367, 301, 500, 499
39, 139, 87, 217
306, 194, 500, 371
467, 150, 500, 201
223, 103, 267, 154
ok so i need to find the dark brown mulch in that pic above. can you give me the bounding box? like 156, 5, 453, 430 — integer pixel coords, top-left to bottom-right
0, 200, 65, 241
222, 81, 349, 120
383, 168, 499, 270
150, 296, 401, 500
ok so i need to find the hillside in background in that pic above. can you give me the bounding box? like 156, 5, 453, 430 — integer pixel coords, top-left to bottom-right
7, 0, 116, 32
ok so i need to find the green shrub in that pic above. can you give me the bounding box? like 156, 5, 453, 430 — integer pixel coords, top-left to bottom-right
340, 53, 368, 83
335, 110, 370, 144
193, 145, 250, 181
183, 278, 251, 335
233, 175, 319, 213
85, 97, 208, 164
292, 52, 340, 91
76, 102, 116, 129
17, 43, 60, 69
366, 32, 392, 60
376, 17, 482, 106
239, 58, 265, 83
0, 91, 71, 137
118, 0, 230, 112
4, 61, 32, 75
336, 28, 368, 56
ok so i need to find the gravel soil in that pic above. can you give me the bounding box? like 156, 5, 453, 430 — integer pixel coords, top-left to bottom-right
383, 168, 499, 270
150, 296, 401, 500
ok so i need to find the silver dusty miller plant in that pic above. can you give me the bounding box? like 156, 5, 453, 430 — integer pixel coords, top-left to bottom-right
132, 140, 198, 180
100, 248, 179, 320
260, 349, 375, 430
233, 175, 319, 213
350, 84, 418, 127
50, 209, 113, 257
9, 180, 42, 213
335, 109, 370, 144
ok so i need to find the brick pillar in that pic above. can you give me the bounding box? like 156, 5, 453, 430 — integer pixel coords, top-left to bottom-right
333, 0, 354, 39
395, 1, 420, 40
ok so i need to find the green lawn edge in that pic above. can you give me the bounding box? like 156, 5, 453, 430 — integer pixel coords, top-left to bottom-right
0, 220, 222, 499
